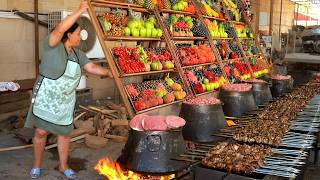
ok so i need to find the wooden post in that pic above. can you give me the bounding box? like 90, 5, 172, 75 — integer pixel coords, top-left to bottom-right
34, 0, 39, 75
87, 0, 135, 119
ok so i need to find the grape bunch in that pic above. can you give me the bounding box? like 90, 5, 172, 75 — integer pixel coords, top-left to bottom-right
225, 26, 237, 38
252, 46, 259, 54
228, 41, 243, 56
191, 21, 209, 37
208, 65, 223, 77
226, 10, 235, 21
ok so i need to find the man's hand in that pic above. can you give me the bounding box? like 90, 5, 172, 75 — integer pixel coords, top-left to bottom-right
79, 0, 89, 14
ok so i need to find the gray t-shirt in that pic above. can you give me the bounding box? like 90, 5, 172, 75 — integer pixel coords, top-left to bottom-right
40, 36, 90, 79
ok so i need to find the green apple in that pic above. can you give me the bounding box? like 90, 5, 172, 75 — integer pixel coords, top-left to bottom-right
209, 83, 215, 90
157, 29, 163, 37
127, 20, 139, 29
146, 28, 152, 37
145, 21, 154, 29
203, 78, 209, 84
201, 83, 206, 91
156, 91, 165, 97
151, 28, 158, 38
148, 16, 156, 24
213, 82, 219, 89
124, 27, 131, 36
164, 61, 174, 69
150, 61, 159, 71
182, 1, 188, 8
210, 30, 215, 37
172, 4, 179, 10
177, 3, 184, 11
140, 27, 147, 37
205, 84, 211, 91
131, 28, 140, 37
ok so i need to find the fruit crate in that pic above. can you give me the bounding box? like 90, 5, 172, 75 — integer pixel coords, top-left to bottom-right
184, 65, 227, 95
110, 46, 176, 76
124, 77, 189, 113
215, 39, 243, 61
193, 0, 225, 20
175, 43, 217, 67
158, 0, 196, 14
97, 9, 163, 39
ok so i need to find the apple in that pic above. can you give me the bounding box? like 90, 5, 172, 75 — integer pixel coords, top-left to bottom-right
182, 1, 188, 8
140, 27, 147, 37
127, 20, 139, 29
157, 29, 163, 37
177, 3, 184, 11
124, 27, 131, 36
144, 63, 151, 72
151, 28, 158, 38
201, 83, 206, 91
148, 16, 156, 24
213, 82, 219, 89
205, 84, 211, 91
209, 83, 215, 90
131, 28, 140, 37
203, 78, 209, 84
172, 4, 179, 10
164, 61, 174, 69
145, 21, 154, 29
146, 28, 152, 37
156, 91, 165, 97
151, 61, 159, 71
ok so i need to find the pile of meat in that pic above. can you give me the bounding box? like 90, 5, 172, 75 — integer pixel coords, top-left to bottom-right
233, 84, 320, 146
245, 78, 267, 83
271, 74, 291, 80
129, 114, 186, 131
202, 142, 272, 174
184, 97, 221, 105
222, 83, 252, 92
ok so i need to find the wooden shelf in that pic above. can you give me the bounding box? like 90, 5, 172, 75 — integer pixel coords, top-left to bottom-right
212, 37, 233, 40
92, 0, 143, 8
182, 62, 217, 69
203, 16, 226, 21
136, 99, 184, 114
92, 1, 151, 13
172, 36, 206, 41
230, 21, 246, 25
120, 69, 175, 77
195, 90, 218, 97
238, 37, 254, 40
105, 36, 161, 41
160, 9, 196, 16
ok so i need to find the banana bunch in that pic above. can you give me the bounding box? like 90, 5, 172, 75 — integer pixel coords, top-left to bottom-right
223, 0, 240, 21
137, 45, 148, 63
201, 0, 219, 17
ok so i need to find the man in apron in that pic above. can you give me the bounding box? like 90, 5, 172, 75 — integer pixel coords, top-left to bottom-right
25, 0, 112, 179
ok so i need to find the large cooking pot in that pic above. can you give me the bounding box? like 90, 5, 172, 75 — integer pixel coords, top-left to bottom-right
271, 78, 293, 97
219, 89, 258, 117
117, 128, 186, 174
180, 102, 226, 143
249, 82, 272, 106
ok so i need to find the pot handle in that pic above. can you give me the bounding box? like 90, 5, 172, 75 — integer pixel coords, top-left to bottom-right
146, 135, 161, 152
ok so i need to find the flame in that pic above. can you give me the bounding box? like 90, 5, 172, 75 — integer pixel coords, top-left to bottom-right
95, 158, 175, 180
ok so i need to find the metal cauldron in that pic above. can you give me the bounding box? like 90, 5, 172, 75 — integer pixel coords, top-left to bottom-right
180, 102, 226, 143
249, 82, 272, 106
271, 78, 293, 97
117, 128, 186, 174
219, 88, 258, 117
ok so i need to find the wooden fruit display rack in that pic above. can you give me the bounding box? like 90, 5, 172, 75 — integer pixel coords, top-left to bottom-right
87, 0, 270, 119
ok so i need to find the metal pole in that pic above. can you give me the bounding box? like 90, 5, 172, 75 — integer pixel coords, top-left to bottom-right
34, 0, 39, 75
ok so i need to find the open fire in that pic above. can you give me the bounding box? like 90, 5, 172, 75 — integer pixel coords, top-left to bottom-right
95, 158, 175, 180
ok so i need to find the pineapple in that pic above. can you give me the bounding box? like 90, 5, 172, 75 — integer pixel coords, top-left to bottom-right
134, 0, 144, 6
162, 0, 171, 9
144, 0, 156, 9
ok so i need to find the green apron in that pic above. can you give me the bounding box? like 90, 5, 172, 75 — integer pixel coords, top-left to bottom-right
32, 48, 81, 126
